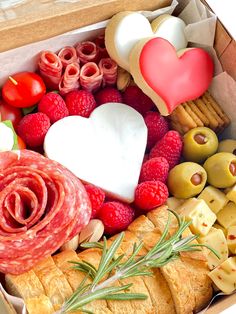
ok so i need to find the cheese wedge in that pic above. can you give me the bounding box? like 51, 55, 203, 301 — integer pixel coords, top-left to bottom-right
166, 197, 185, 212
178, 198, 216, 236
208, 257, 236, 294
217, 202, 236, 229
213, 223, 227, 237
198, 227, 228, 269
226, 225, 236, 254
226, 184, 236, 204
198, 186, 228, 214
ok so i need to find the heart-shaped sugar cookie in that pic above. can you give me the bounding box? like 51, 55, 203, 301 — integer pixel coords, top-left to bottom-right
130, 37, 214, 116
44, 103, 147, 203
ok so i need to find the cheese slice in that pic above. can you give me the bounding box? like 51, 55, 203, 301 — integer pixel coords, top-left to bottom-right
198, 227, 228, 269
227, 225, 236, 254
166, 197, 185, 212
226, 184, 236, 204
198, 186, 228, 214
217, 202, 236, 229
213, 223, 227, 237
208, 257, 236, 294
178, 198, 216, 236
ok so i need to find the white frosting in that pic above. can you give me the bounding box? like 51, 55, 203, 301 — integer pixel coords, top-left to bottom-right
113, 13, 153, 71
153, 16, 188, 50
44, 103, 147, 203
0, 122, 14, 151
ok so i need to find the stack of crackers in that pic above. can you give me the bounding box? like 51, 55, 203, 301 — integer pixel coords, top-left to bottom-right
169, 91, 230, 134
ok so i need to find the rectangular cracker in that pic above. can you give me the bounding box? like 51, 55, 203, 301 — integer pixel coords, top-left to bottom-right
194, 98, 219, 130
187, 101, 210, 126
182, 102, 204, 127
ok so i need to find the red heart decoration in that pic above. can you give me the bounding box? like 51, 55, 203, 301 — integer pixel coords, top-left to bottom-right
139, 38, 214, 115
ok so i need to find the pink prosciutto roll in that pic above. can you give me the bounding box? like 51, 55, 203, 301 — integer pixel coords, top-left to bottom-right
38, 51, 62, 90
80, 62, 103, 93
76, 41, 99, 64
59, 63, 80, 95
99, 58, 118, 87
58, 46, 78, 68
94, 34, 109, 60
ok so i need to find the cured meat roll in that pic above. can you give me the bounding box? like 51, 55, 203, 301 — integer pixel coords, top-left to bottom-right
80, 62, 103, 93
59, 63, 80, 95
76, 41, 99, 64
94, 34, 109, 60
57, 46, 78, 68
38, 51, 63, 90
0, 150, 91, 275
99, 58, 118, 87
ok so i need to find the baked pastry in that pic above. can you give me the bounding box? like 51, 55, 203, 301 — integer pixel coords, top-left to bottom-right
4, 206, 212, 314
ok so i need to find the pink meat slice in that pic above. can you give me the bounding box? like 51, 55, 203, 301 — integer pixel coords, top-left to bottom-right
38, 51, 63, 90
76, 41, 99, 64
58, 46, 78, 68
94, 35, 109, 60
80, 62, 103, 93
99, 58, 118, 87
0, 150, 91, 274
59, 62, 80, 95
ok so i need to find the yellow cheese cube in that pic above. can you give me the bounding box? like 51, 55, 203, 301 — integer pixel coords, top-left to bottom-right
213, 223, 227, 237
166, 197, 185, 213
198, 227, 228, 269
208, 257, 236, 294
198, 186, 228, 214
226, 184, 236, 204
217, 202, 236, 229
227, 225, 236, 254
178, 198, 216, 236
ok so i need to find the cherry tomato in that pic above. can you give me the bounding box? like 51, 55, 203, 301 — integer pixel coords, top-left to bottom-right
2, 72, 46, 108
17, 136, 26, 150
0, 100, 22, 129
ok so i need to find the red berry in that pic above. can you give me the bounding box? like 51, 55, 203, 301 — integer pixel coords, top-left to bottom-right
98, 201, 135, 235
149, 131, 183, 169
140, 157, 169, 183
85, 184, 105, 219
123, 86, 154, 116
65, 90, 96, 117
144, 111, 169, 150
38, 92, 69, 124
17, 112, 50, 147
95, 87, 123, 106
135, 181, 168, 211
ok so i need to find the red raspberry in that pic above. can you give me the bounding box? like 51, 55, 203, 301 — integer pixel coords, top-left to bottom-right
144, 111, 169, 150
98, 201, 135, 235
149, 131, 183, 169
38, 92, 69, 124
17, 113, 50, 147
85, 184, 105, 219
123, 86, 154, 116
95, 87, 123, 106
135, 181, 168, 211
65, 90, 96, 117
143, 154, 149, 164
140, 157, 169, 183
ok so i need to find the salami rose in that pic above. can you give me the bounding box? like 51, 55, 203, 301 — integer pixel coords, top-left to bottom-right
58, 46, 78, 68
99, 58, 118, 87
59, 63, 80, 95
80, 62, 103, 93
38, 51, 62, 90
0, 150, 91, 275
76, 41, 99, 64
94, 35, 109, 60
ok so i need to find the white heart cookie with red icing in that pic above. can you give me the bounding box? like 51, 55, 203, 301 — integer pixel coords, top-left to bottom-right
129, 37, 214, 116
105, 11, 153, 71
44, 103, 147, 203
151, 14, 188, 51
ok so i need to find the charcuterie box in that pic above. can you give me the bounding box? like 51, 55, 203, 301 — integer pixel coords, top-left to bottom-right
0, 0, 236, 314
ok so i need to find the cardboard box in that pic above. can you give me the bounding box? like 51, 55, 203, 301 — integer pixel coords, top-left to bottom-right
0, 0, 236, 313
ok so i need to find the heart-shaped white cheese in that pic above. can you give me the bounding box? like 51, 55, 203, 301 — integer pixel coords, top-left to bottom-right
44, 103, 147, 203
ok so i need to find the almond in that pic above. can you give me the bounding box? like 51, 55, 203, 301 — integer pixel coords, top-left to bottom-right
60, 234, 79, 251
79, 219, 104, 244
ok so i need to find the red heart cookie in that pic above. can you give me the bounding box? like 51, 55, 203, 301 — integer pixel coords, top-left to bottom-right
130, 37, 214, 116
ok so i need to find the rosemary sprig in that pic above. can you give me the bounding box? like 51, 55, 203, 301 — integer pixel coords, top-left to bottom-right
57, 211, 220, 314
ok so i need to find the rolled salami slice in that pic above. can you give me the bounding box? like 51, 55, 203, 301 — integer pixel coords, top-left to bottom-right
38, 51, 63, 90
80, 62, 103, 93
99, 58, 118, 87
94, 34, 109, 60
59, 63, 80, 95
0, 150, 91, 275
58, 46, 78, 68
76, 41, 99, 64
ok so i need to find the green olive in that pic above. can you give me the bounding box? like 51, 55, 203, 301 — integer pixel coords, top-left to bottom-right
183, 127, 218, 163
167, 162, 207, 198
218, 139, 236, 155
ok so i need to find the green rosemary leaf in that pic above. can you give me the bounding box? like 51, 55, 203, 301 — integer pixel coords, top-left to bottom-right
104, 254, 125, 275
80, 309, 94, 314
120, 270, 153, 279
119, 241, 144, 270
80, 242, 104, 249
104, 293, 147, 301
